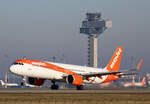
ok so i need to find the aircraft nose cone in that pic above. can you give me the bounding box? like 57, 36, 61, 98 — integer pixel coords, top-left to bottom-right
10, 65, 16, 73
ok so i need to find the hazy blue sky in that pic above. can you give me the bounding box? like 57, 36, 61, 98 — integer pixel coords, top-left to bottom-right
0, 0, 149, 77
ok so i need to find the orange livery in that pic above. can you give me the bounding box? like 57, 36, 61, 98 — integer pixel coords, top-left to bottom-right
10, 46, 143, 90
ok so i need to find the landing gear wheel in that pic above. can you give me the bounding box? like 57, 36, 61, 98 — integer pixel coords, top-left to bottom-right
51, 85, 59, 90
51, 81, 59, 90
20, 82, 24, 86
76, 85, 84, 90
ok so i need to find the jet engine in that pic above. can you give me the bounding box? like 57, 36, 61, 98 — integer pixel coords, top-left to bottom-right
66, 75, 83, 85
28, 77, 45, 86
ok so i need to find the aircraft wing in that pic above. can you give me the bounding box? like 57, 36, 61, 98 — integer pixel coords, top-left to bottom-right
77, 71, 138, 78
77, 59, 143, 78
78, 71, 121, 77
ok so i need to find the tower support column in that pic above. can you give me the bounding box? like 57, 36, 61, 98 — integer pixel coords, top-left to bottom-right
88, 35, 98, 67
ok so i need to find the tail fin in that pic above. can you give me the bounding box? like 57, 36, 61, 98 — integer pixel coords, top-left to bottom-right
137, 59, 143, 70
142, 77, 146, 86
106, 46, 123, 72
0, 80, 5, 86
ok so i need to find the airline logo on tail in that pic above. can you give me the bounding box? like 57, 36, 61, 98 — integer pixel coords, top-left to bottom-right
103, 47, 123, 83
110, 48, 122, 69
106, 46, 123, 72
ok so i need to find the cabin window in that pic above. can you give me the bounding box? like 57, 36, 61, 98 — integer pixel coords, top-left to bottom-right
13, 63, 24, 65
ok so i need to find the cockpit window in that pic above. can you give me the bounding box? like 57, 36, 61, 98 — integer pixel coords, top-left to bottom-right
13, 62, 24, 65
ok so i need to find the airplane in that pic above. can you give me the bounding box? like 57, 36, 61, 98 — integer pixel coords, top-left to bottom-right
9, 46, 143, 90
122, 76, 146, 88
0, 80, 19, 88
0, 72, 19, 88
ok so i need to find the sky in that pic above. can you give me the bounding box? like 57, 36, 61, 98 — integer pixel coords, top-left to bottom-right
0, 0, 149, 78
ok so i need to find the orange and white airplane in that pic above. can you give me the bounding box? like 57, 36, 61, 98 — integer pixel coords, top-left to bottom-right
9, 46, 143, 90
122, 76, 146, 87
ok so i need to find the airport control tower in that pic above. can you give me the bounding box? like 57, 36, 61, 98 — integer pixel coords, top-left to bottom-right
80, 13, 112, 67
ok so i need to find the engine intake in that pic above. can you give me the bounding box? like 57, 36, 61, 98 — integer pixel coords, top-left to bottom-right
28, 77, 45, 86
66, 75, 83, 85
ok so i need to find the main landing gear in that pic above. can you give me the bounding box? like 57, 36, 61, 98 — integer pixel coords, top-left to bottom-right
51, 80, 59, 90
76, 85, 84, 90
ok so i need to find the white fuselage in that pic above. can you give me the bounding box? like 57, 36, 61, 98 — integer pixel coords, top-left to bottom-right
0, 80, 18, 87
10, 47, 124, 85
123, 82, 144, 87
10, 62, 108, 84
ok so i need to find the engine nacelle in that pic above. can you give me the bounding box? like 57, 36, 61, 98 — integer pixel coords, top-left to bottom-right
28, 77, 45, 86
66, 75, 83, 85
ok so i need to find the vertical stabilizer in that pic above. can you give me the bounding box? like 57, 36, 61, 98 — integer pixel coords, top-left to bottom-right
137, 59, 143, 70
106, 46, 123, 72
142, 77, 146, 86
0, 80, 5, 86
